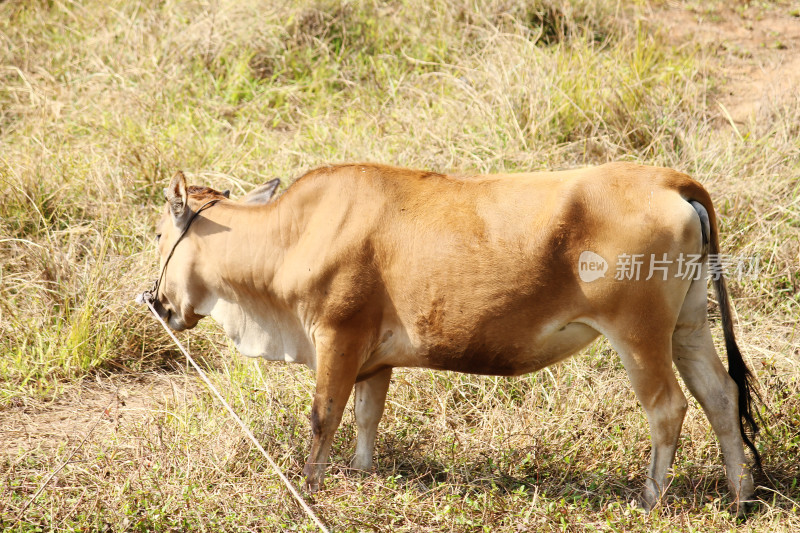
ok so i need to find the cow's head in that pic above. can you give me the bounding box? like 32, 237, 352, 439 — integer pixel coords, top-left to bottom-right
149, 171, 280, 330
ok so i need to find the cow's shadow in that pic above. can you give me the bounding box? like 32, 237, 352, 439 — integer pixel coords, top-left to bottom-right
329, 432, 775, 514
328, 435, 644, 512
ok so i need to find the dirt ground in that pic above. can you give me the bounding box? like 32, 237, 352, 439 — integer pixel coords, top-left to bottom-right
2, 0, 798, 481
0, 374, 192, 455
657, 1, 800, 125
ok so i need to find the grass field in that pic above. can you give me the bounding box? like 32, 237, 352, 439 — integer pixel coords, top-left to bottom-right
1, 0, 799, 530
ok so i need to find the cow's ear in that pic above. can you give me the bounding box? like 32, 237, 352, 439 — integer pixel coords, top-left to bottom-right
165, 171, 188, 220
242, 178, 281, 204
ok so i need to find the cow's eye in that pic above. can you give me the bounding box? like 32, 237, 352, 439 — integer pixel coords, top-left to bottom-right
155, 233, 162, 242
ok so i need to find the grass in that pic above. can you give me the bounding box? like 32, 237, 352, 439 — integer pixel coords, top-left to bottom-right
1, 0, 799, 530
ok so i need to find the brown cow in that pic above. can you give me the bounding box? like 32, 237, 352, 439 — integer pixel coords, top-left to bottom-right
144, 162, 761, 513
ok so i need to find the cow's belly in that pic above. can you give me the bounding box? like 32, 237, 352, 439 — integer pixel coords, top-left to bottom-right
364, 321, 600, 377
519, 321, 601, 373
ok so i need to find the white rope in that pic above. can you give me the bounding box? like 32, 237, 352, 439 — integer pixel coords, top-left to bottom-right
144, 301, 330, 533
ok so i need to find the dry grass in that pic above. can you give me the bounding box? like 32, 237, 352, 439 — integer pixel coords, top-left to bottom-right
1, 0, 799, 531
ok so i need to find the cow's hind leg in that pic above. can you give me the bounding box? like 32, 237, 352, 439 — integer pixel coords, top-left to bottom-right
351, 367, 392, 471
608, 327, 688, 511
672, 281, 755, 512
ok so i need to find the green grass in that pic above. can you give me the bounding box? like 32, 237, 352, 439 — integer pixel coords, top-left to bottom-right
1, 0, 799, 531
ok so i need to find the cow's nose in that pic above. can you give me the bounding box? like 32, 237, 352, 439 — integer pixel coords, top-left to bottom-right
151, 296, 170, 320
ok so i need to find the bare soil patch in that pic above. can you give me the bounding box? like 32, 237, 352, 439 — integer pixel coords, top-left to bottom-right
656, 1, 800, 125
0, 374, 194, 457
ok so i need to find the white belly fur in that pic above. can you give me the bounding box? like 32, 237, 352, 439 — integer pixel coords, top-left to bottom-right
203, 298, 315, 367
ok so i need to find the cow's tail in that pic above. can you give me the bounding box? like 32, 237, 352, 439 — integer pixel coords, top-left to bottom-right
672, 175, 763, 473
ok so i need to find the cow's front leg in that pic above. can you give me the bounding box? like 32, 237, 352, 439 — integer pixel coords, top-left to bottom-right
302, 331, 362, 491
351, 367, 392, 471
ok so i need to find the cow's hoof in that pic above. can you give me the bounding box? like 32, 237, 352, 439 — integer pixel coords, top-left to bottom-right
350, 457, 373, 472
638, 490, 659, 513
735, 498, 758, 518
304, 477, 321, 493
302, 464, 322, 492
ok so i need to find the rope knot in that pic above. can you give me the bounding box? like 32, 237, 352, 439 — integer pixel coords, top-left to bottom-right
135, 280, 158, 306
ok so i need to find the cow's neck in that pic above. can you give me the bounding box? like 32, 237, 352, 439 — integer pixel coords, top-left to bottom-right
194, 201, 316, 367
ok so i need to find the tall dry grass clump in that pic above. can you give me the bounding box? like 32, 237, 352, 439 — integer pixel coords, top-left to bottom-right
1, 0, 798, 531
